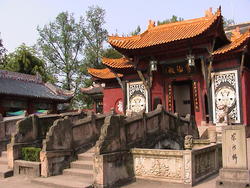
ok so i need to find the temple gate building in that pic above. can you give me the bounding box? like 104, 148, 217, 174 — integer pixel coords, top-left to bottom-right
83, 7, 250, 131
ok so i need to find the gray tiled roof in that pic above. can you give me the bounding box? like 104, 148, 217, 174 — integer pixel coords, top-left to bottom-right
0, 70, 72, 102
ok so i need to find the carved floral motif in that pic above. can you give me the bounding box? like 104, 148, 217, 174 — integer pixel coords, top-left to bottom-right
134, 155, 183, 179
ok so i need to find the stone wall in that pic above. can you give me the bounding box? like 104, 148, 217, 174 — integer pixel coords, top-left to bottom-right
40, 113, 105, 177
131, 144, 222, 186
0, 116, 24, 152
72, 112, 105, 153
40, 117, 73, 177
94, 151, 134, 187
6, 111, 85, 169
93, 105, 200, 187
95, 105, 199, 155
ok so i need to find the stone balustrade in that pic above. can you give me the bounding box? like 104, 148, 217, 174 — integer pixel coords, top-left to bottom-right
131, 144, 222, 186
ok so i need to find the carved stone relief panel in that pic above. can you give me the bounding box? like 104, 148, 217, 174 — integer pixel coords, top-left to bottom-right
184, 153, 192, 184
211, 70, 241, 124
133, 155, 183, 180
127, 81, 148, 113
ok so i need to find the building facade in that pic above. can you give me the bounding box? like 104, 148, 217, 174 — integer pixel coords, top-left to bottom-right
84, 7, 250, 128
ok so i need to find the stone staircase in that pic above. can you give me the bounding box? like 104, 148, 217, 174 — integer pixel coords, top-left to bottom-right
0, 151, 13, 178
33, 148, 94, 188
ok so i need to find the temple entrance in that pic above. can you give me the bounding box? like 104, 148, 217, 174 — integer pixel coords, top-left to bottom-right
173, 80, 194, 117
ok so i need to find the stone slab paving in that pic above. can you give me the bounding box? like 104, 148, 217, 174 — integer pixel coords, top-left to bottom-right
0, 174, 218, 188
0, 176, 49, 188
122, 174, 218, 188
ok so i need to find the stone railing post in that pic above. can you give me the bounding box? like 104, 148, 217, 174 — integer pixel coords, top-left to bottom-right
142, 112, 147, 143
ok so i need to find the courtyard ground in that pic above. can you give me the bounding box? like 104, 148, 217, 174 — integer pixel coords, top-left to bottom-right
0, 174, 218, 188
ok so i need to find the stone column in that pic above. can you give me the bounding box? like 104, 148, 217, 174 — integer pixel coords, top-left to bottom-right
216, 125, 250, 188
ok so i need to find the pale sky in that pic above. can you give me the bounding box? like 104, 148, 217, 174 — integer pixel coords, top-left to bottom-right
0, 0, 250, 52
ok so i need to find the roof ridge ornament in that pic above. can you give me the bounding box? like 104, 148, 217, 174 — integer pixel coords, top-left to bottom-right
231, 27, 242, 42
205, 7, 213, 17
148, 20, 155, 30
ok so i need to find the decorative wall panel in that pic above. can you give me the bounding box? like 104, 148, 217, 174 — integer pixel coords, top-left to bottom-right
127, 81, 148, 113
193, 81, 200, 112
211, 70, 241, 124
167, 84, 173, 112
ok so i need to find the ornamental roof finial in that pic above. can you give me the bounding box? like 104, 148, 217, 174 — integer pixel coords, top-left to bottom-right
148, 20, 155, 30
205, 7, 213, 17
231, 27, 242, 42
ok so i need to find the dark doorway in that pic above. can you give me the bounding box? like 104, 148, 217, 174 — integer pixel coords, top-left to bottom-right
173, 80, 194, 117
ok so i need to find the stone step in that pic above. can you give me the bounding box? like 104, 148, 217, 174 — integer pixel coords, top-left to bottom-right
1, 151, 7, 158
63, 168, 93, 178
0, 165, 13, 179
78, 153, 94, 161
70, 160, 93, 170
0, 157, 8, 165
32, 174, 93, 188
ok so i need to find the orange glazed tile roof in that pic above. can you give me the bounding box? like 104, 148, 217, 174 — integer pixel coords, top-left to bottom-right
109, 8, 222, 50
102, 57, 133, 69
213, 30, 250, 55
88, 68, 123, 79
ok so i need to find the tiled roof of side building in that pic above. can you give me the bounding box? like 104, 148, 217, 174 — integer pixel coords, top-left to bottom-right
102, 57, 133, 69
87, 68, 123, 79
108, 8, 222, 50
0, 70, 73, 102
213, 29, 250, 55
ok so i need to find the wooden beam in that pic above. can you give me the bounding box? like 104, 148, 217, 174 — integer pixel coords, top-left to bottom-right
137, 70, 149, 90
112, 70, 124, 90
240, 46, 248, 76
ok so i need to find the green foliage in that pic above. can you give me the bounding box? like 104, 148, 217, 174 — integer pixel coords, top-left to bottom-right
37, 12, 85, 91
0, 36, 6, 58
21, 147, 41, 162
157, 15, 184, 25
37, 6, 108, 108
223, 18, 236, 27
103, 47, 123, 59
83, 5, 108, 69
1, 44, 53, 82
130, 25, 141, 36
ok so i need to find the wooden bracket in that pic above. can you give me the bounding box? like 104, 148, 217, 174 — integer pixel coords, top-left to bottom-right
136, 70, 149, 90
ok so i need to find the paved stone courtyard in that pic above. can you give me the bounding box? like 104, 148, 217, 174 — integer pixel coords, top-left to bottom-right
0, 174, 218, 188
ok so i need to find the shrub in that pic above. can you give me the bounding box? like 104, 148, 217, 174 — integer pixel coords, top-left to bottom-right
21, 147, 41, 162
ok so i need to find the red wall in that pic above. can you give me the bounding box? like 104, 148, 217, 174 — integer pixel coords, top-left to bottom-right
242, 69, 250, 125
103, 87, 123, 114
164, 73, 205, 127
213, 59, 239, 70
151, 72, 164, 110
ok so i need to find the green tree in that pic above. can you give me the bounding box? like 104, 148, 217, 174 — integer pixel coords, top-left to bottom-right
130, 25, 141, 36
103, 46, 123, 59
82, 6, 108, 70
1, 44, 52, 82
37, 6, 108, 108
223, 18, 235, 27
0, 36, 7, 65
157, 15, 184, 25
37, 12, 85, 91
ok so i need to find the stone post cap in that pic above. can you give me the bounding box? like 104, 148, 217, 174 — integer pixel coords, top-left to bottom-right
184, 135, 193, 150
